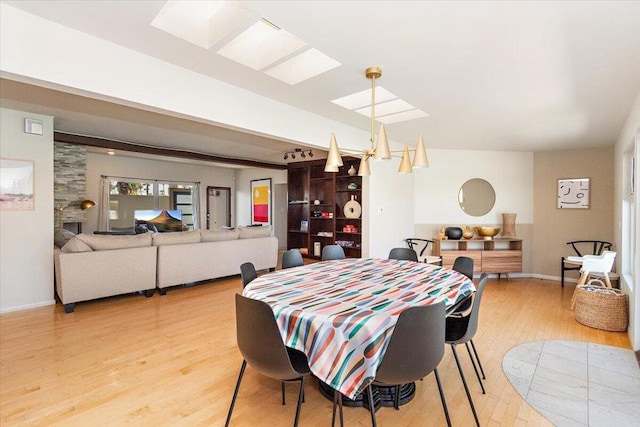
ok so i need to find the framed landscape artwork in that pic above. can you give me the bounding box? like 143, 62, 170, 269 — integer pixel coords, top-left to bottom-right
0, 158, 35, 211
557, 178, 590, 209
250, 178, 271, 225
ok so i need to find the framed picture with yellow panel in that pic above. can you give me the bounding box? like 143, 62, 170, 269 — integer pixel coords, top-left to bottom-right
250, 178, 272, 225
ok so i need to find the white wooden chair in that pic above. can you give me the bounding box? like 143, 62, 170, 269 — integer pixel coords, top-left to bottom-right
570, 251, 616, 309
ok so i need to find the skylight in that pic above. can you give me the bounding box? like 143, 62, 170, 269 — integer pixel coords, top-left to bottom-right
151, 1, 250, 50
332, 88, 428, 124
217, 19, 307, 71
265, 48, 341, 85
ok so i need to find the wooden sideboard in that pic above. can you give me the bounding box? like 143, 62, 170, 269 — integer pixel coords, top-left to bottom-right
433, 238, 522, 279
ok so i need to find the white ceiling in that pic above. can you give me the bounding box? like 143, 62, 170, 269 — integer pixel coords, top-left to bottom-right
2, 0, 640, 165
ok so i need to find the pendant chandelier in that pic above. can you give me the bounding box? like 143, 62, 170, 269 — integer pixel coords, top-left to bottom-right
324, 66, 429, 175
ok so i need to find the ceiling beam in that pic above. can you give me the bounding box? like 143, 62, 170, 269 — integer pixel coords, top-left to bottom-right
54, 132, 287, 170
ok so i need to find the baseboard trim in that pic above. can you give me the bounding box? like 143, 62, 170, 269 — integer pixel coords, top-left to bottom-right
0, 299, 55, 314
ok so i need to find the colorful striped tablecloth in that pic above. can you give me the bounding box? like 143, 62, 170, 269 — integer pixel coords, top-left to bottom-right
243, 257, 475, 399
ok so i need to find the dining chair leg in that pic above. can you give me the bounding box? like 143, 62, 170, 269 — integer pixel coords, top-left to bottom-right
293, 377, 305, 427
469, 339, 486, 379
332, 389, 344, 427
451, 344, 480, 427
394, 385, 400, 410
225, 360, 247, 427
465, 342, 486, 394
433, 368, 452, 427
367, 385, 377, 427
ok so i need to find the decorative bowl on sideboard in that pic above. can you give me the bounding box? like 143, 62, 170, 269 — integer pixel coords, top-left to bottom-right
475, 226, 500, 240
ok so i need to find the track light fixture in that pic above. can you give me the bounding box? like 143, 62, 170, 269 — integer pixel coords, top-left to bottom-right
284, 148, 313, 161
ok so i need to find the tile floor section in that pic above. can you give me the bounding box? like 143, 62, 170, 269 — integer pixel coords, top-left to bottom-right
502, 340, 640, 426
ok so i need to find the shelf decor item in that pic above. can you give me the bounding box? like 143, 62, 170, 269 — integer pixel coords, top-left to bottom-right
462, 226, 474, 239
501, 213, 517, 238
475, 226, 500, 240
445, 227, 463, 240
343, 195, 361, 219
348, 165, 356, 176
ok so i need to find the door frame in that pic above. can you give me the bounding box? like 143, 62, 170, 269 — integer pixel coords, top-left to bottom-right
206, 186, 231, 230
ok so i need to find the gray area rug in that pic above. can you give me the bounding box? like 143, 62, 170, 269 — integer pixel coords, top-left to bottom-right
502, 340, 640, 426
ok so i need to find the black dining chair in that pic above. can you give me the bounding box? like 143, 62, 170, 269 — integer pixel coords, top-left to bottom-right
282, 249, 304, 269
226, 294, 311, 427
322, 245, 345, 261
452, 256, 474, 281
333, 302, 451, 427
388, 247, 419, 262
446, 273, 488, 427
240, 262, 257, 288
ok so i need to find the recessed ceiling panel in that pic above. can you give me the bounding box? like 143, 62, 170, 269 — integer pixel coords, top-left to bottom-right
265, 48, 341, 85
217, 19, 307, 70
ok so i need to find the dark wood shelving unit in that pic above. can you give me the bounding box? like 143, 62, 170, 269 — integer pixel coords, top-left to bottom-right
287, 158, 362, 259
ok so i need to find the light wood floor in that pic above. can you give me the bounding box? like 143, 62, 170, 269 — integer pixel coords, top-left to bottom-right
0, 276, 631, 426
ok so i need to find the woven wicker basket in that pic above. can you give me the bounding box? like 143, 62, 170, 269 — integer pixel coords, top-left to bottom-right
574, 285, 628, 332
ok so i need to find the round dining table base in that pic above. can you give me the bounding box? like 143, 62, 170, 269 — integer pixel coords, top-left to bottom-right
319, 381, 416, 410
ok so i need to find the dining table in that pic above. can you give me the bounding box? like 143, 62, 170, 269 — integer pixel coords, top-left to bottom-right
242, 257, 475, 407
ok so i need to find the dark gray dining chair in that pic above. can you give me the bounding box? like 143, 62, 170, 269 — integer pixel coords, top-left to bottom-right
452, 256, 474, 280
388, 247, 419, 262
446, 273, 489, 427
240, 262, 257, 288
322, 245, 345, 261
226, 294, 311, 427
333, 302, 451, 427
282, 249, 304, 269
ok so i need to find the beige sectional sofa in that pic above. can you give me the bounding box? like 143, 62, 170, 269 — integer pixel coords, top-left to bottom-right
54, 226, 278, 312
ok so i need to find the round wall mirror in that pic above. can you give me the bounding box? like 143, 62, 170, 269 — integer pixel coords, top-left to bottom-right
458, 178, 496, 216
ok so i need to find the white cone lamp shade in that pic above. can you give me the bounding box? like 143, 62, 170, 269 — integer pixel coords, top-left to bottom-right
358, 152, 371, 176
373, 124, 391, 160
324, 133, 343, 172
412, 134, 429, 168
398, 146, 413, 173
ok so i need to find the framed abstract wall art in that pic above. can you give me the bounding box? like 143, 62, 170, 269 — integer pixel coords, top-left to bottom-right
250, 178, 271, 225
0, 158, 35, 211
557, 178, 589, 209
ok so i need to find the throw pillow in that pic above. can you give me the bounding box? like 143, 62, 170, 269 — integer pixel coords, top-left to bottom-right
238, 225, 272, 239
152, 230, 202, 246
61, 237, 93, 253
54, 229, 76, 248
200, 229, 240, 242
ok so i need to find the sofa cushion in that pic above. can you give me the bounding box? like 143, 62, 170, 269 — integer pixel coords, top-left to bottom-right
54, 229, 76, 248
77, 232, 153, 250
238, 225, 272, 239
61, 237, 93, 253
200, 229, 240, 242
152, 230, 201, 246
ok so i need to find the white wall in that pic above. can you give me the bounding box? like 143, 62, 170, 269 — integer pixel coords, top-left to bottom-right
366, 160, 414, 258
613, 90, 640, 351
84, 153, 237, 233
0, 108, 55, 312
414, 149, 534, 226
